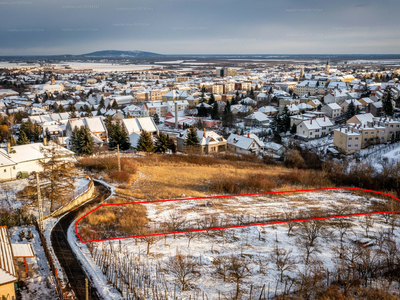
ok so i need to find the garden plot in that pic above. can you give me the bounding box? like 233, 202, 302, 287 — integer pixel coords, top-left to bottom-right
79, 190, 400, 299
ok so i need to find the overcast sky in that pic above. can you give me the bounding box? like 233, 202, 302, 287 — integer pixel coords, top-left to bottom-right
0, 0, 399, 55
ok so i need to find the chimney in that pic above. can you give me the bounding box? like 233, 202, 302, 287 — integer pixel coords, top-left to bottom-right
247, 133, 250, 138
43, 137, 47, 146
175, 102, 178, 129
310, 119, 312, 124
7, 142, 10, 154
238, 132, 240, 135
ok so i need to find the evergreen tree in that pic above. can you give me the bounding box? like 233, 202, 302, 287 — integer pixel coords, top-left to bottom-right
168, 137, 177, 153
112, 100, 119, 109
222, 100, 233, 128
280, 106, 291, 133
155, 132, 169, 153
78, 126, 94, 155
290, 124, 297, 134
58, 104, 65, 113
382, 87, 394, 116
69, 106, 77, 118
108, 122, 131, 151
153, 113, 160, 125
345, 101, 356, 119
99, 97, 105, 108
33, 124, 41, 142
45, 128, 51, 141
104, 115, 113, 132
185, 127, 199, 147
211, 101, 219, 120
69, 126, 80, 153
208, 93, 215, 105
17, 130, 29, 145
136, 130, 154, 152
197, 104, 208, 117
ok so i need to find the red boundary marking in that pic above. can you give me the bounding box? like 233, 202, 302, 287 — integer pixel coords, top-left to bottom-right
75, 187, 400, 243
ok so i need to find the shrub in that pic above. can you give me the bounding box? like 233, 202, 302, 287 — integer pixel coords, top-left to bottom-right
109, 170, 131, 183
78, 157, 137, 174
210, 173, 276, 194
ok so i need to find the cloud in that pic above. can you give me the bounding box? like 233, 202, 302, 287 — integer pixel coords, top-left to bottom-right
0, 0, 399, 55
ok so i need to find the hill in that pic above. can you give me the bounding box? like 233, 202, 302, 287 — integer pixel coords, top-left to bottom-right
80, 50, 163, 58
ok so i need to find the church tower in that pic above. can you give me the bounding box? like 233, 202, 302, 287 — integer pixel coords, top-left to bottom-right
51, 76, 55, 85
301, 66, 305, 78
326, 58, 330, 72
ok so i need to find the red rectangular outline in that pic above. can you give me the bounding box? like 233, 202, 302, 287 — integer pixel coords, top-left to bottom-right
75, 187, 400, 243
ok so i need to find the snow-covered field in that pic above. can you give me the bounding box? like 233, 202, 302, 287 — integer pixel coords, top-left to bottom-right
76, 191, 400, 299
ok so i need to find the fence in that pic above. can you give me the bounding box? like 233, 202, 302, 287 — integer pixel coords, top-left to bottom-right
46, 174, 94, 219
34, 220, 64, 299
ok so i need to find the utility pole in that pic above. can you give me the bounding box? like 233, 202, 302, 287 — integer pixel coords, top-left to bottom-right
36, 172, 44, 232
117, 144, 121, 171
85, 278, 89, 300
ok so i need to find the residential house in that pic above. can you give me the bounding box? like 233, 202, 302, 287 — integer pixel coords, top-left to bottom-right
121, 117, 159, 136
258, 106, 278, 116
340, 99, 362, 113
370, 101, 383, 117
0, 226, 18, 299
226, 133, 264, 155
333, 127, 362, 154
244, 112, 270, 127
177, 129, 227, 154
321, 103, 342, 118
346, 113, 375, 126
0, 142, 74, 181
65, 116, 107, 141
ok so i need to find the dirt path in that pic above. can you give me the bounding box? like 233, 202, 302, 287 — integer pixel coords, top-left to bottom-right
51, 182, 111, 300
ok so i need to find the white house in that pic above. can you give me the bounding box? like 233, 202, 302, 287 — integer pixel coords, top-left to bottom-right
227, 133, 264, 154
0, 142, 74, 181
321, 103, 342, 118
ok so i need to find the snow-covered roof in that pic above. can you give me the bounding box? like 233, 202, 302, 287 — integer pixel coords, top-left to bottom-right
245, 112, 269, 122
11, 244, 34, 258
122, 117, 157, 135
0, 226, 17, 285
227, 133, 264, 150
258, 106, 278, 113
326, 103, 341, 110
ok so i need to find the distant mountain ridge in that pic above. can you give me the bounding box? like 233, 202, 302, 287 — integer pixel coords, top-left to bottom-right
81, 50, 163, 57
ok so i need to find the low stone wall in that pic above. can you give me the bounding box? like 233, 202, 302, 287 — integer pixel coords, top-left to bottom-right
44, 177, 95, 219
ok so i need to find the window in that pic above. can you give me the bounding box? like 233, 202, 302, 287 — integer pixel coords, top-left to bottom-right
365, 132, 368, 135
349, 137, 352, 140
364, 138, 367, 141
310, 132, 313, 135
355, 144, 358, 147
348, 144, 352, 148
355, 137, 359, 140
371, 132, 374, 135
3, 169, 6, 173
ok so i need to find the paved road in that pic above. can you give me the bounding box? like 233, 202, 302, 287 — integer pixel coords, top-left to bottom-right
51, 182, 111, 300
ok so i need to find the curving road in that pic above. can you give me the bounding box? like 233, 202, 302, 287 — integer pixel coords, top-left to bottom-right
51, 181, 111, 300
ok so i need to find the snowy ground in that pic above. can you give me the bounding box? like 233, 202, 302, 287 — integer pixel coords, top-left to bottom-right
0, 178, 29, 210
9, 225, 58, 300
76, 190, 400, 299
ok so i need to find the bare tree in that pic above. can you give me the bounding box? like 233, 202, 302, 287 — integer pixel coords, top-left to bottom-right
164, 252, 200, 291
268, 244, 296, 282
361, 215, 374, 238
212, 255, 230, 282
294, 220, 328, 265
294, 258, 326, 300
332, 216, 354, 248
227, 255, 252, 300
